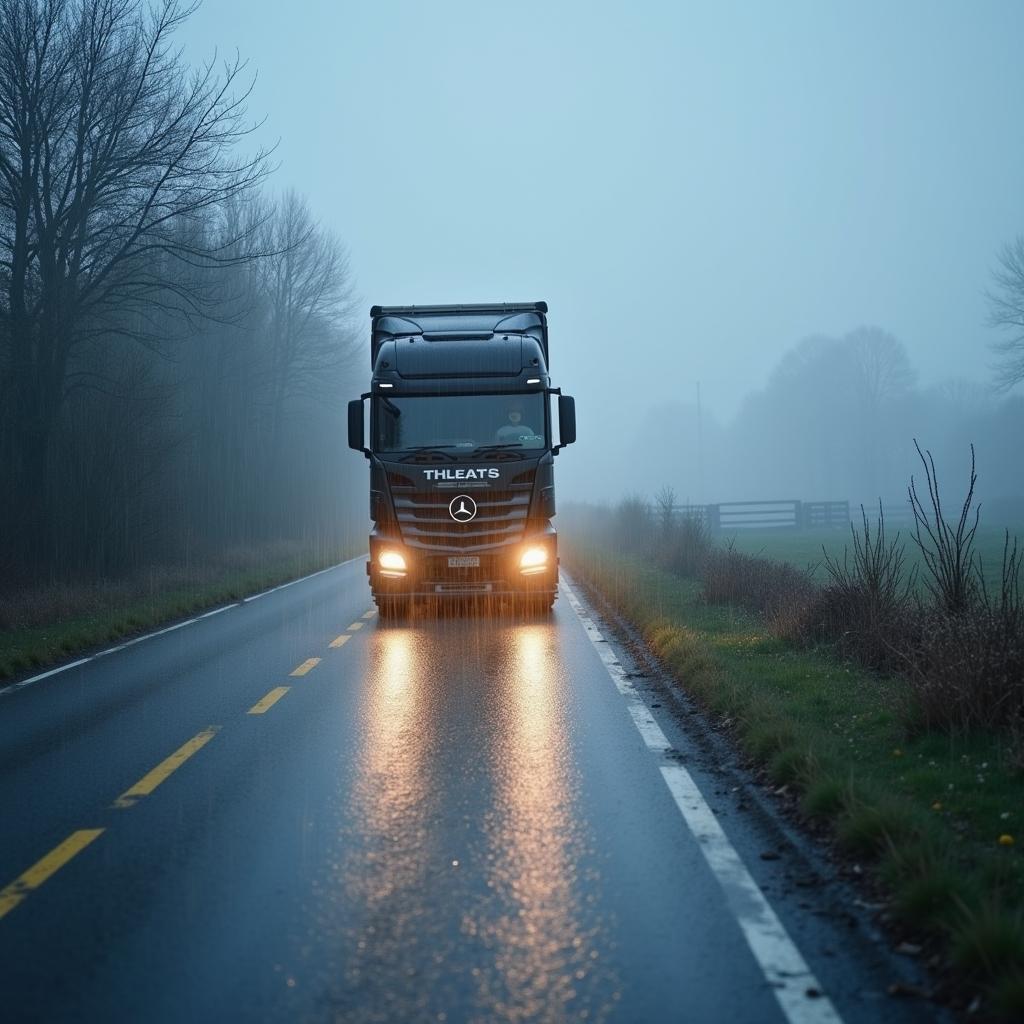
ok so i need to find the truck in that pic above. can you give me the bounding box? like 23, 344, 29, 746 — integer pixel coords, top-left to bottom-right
347, 301, 576, 618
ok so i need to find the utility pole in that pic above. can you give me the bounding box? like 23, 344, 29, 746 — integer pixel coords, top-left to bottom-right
696, 380, 704, 503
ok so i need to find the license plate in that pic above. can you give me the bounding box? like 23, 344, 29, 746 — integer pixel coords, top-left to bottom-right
448, 556, 480, 568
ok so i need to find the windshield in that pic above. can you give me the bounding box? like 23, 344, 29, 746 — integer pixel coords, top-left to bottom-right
373, 394, 547, 453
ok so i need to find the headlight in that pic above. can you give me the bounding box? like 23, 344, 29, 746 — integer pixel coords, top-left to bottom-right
519, 546, 548, 571
379, 550, 407, 572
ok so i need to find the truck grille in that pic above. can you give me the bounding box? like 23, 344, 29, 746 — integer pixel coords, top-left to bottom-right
389, 470, 535, 552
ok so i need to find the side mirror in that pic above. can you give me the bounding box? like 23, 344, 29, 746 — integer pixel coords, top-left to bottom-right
348, 399, 367, 455
557, 394, 576, 449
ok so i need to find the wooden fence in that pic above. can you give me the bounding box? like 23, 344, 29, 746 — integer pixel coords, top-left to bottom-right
670, 499, 851, 531
840, 501, 917, 529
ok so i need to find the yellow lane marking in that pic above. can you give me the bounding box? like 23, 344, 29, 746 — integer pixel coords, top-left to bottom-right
248, 686, 290, 715
114, 727, 219, 808
347, 622, 363, 632
328, 634, 351, 649
361, 609, 377, 620
290, 657, 321, 677
0, 829, 105, 919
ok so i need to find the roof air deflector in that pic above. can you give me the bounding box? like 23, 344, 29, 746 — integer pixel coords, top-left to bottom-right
370, 301, 549, 367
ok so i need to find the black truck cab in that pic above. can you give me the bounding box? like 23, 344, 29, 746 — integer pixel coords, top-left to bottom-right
348, 302, 576, 617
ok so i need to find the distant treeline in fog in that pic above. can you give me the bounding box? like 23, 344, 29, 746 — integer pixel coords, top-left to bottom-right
0, 0, 362, 580
631, 326, 1024, 521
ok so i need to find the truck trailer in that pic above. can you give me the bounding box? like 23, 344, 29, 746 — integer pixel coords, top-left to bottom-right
347, 301, 576, 618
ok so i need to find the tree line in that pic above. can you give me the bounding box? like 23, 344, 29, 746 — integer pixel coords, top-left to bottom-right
0, 0, 361, 581
623, 325, 1024, 518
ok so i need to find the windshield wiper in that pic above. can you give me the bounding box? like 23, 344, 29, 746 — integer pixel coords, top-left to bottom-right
473, 442, 525, 450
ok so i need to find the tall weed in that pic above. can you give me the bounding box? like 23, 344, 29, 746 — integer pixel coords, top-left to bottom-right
812, 504, 916, 671
909, 440, 980, 614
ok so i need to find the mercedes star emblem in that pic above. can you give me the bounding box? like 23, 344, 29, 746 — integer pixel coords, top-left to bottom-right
449, 494, 478, 522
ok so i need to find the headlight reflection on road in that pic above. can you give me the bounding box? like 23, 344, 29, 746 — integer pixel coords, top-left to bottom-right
332, 624, 467, 1023
474, 624, 615, 1023
324, 617, 616, 1023
303, 626, 443, 1024
353, 629, 429, 904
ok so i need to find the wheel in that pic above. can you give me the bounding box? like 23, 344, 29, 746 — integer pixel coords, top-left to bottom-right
525, 595, 554, 616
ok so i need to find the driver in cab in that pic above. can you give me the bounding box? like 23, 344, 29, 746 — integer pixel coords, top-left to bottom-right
495, 401, 541, 446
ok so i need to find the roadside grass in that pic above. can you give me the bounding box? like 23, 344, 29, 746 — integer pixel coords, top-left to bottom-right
0, 542, 357, 680
566, 539, 1024, 1017
723, 525, 1020, 590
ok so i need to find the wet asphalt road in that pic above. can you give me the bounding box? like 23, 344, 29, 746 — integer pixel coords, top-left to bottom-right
0, 559, 941, 1023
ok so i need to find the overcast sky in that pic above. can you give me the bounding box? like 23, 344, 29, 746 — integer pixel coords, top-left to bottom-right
181, 0, 1024, 495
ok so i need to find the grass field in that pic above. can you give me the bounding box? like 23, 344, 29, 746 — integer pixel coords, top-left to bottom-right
566, 538, 1024, 1017
720, 524, 1021, 589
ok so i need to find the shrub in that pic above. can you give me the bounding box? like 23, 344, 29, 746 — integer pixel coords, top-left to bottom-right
810, 504, 916, 671
902, 529, 1023, 747
699, 545, 818, 639
902, 603, 1024, 740
662, 513, 711, 577
607, 493, 712, 577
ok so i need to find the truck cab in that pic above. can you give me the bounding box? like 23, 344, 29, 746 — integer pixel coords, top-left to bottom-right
348, 302, 576, 618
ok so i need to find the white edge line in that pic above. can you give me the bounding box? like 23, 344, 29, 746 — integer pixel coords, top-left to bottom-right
93, 644, 126, 658
563, 584, 673, 754
196, 604, 234, 619
241, 556, 363, 603
0, 658, 92, 697
117, 618, 198, 649
0, 556, 367, 699
561, 576, 844, 1024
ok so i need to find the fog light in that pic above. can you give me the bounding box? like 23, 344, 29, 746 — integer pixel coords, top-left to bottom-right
379, 550, 407, 575
519, 546, 548, 574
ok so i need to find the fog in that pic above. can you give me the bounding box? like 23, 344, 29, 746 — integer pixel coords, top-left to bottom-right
175, 0, 1024, 513
4, 1, 1024, 586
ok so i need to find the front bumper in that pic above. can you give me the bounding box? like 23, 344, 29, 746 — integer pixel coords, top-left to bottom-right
366, 529, 559, 599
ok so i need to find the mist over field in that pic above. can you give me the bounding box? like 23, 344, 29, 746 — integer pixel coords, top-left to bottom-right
177, 0, 1024, 515
3, 0, 1024, 588
614, 332, 1024, 516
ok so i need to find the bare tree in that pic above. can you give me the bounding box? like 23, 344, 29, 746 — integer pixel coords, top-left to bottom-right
846, 326, 916, 411
0, 0, 269, 565
257, 190, 357, 446
653, 484, 676, 534
845, 326, 915, 498
987, 235, 1024, 391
